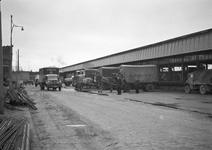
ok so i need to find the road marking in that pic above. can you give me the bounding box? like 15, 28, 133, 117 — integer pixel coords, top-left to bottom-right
66, 124, 86, 127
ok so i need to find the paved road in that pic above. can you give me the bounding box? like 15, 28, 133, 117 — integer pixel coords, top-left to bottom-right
28, 86, 212, 150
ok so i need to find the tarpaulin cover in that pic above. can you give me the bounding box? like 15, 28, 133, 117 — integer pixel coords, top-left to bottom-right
119, 65, 158, 83
193, 70, 212, 85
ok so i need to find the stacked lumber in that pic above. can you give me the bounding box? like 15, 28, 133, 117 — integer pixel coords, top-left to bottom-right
0, 117, 30, 150
3, 84, 37, 110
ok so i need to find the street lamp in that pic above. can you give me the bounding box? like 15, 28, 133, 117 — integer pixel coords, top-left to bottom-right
10, 15, 24, 80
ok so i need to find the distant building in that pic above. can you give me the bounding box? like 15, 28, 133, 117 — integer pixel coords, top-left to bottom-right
3, 46, 12, 80
12, 71, 30, 83
12, 71, 39, 82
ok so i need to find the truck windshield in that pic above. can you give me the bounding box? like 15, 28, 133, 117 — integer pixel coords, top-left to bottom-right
47, 76, 58, 81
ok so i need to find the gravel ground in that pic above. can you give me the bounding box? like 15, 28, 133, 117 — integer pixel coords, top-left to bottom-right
26, 86, 212, 150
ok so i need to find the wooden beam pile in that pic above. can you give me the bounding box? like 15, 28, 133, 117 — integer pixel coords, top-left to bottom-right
0, 117, 30, 150
3, 85, 37, 110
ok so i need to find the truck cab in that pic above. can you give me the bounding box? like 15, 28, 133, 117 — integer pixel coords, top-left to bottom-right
41, 74, 62, 91
184, 70, 212, 94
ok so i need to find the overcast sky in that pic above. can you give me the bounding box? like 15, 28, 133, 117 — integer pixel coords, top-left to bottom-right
1, 0, 212, 71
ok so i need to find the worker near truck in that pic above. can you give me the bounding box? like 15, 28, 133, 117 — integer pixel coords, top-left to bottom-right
110, 84, 113, 93
116, 73, 122, 95
134, 78, 140, 94
97, 74, 103, 94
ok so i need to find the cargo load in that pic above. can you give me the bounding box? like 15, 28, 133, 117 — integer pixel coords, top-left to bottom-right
119, 65, 158, 92
72, 69, 98, 91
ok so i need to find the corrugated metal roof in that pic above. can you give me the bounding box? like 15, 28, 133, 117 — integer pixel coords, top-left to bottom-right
60, 28, 212, 73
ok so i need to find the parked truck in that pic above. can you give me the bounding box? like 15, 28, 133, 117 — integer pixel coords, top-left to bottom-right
72, 69, 98, 89
184, 69, 212, 94
119, 65, 158, 92
39, 67, 62, 91
98, 67, 119, 89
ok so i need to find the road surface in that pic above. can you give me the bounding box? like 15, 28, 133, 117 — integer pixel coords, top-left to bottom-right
27, 86, 212, 150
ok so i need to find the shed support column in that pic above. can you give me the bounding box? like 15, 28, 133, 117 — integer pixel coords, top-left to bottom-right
168, 63, 171, 81
182, 57, 185, 82
196, 61, 200, 70
0, 6, 4, 114
156, 60, 160, 81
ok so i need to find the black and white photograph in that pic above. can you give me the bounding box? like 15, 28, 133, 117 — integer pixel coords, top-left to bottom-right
0, 0, 212, 149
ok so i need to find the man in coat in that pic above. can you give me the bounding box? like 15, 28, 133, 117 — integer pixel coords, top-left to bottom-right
134, 78, 140, 94
98, 75, 103, 93
116, 73, 122, 95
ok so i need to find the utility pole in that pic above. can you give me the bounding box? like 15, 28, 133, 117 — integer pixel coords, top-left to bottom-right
10, 15, 24, 81
0, 0, 4, 114
18, 49, 19, 72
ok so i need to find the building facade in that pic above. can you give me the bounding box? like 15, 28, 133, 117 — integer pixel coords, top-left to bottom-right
3, 46, 12, 80
60, 28, 212, 85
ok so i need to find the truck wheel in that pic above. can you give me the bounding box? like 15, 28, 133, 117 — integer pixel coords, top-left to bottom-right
146, 84, 154, 92
199, 85, 207, 95
124, 84, 131, 92
59, 87, 61, 91
184, 85, 191, 94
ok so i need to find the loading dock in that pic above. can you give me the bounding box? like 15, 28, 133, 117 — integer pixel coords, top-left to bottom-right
60, 28, 212, 88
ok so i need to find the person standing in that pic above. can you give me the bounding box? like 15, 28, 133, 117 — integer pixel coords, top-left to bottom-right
134, 78, 140, 94
98, 75, 103, 93
93, 73, 97, 83
116, 73, 122, 95
110, 84, 113, 93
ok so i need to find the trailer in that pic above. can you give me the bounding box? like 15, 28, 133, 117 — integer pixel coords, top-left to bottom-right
184, 69, 212, 94
119, 65, 158, 92
39, 67, 62, 91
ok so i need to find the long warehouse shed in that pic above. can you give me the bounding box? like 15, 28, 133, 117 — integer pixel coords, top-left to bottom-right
60, 28, 212, 83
